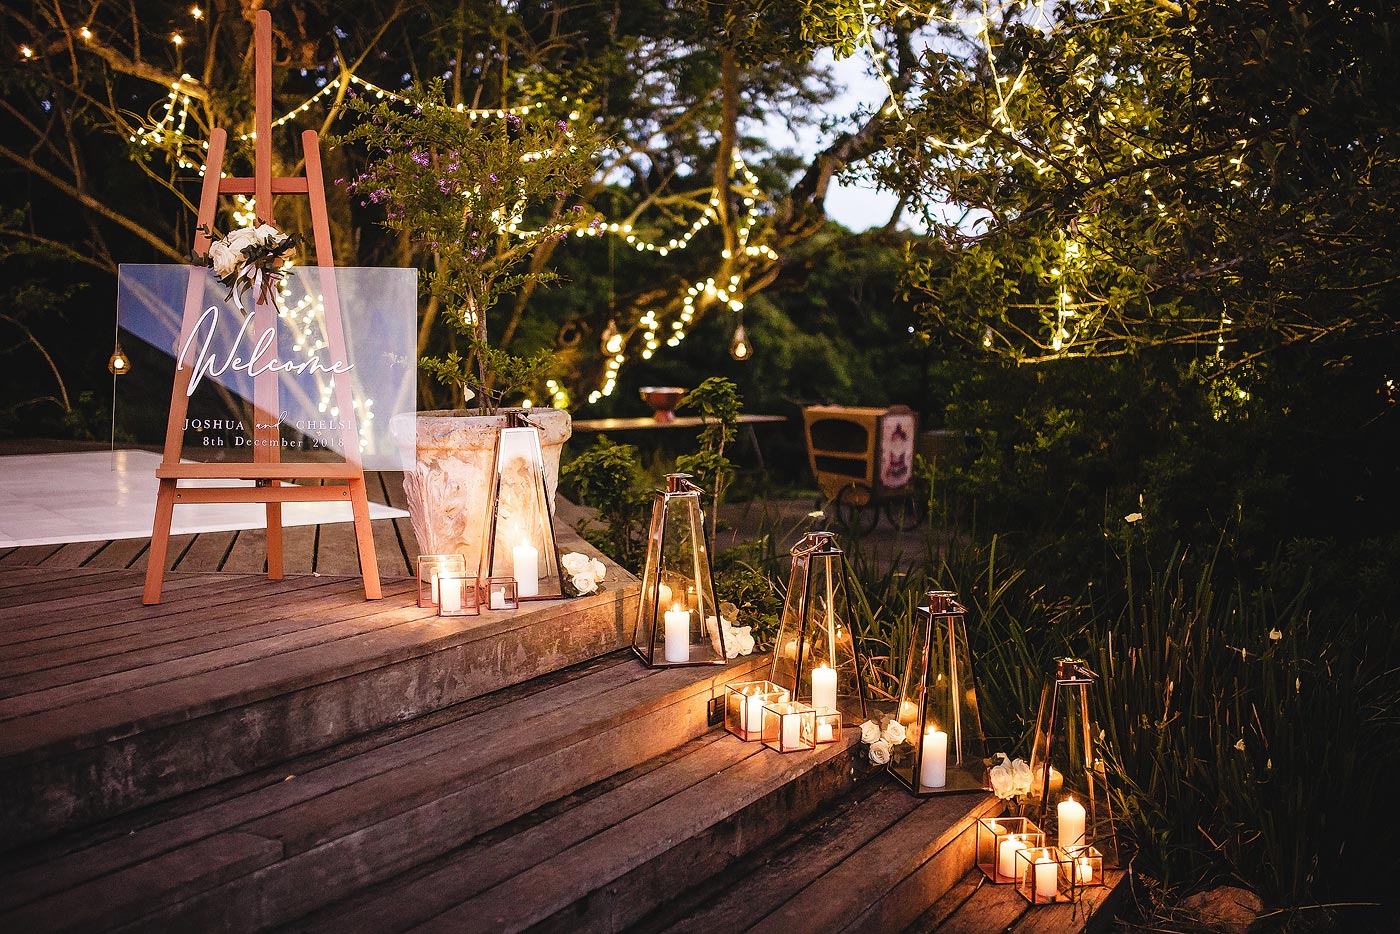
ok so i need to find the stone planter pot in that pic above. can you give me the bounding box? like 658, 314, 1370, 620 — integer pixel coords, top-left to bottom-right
395, 408, 572, 573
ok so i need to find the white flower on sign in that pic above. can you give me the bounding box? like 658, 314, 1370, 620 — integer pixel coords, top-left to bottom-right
859, 719, 882, 744
208, 240, 239, 279
868, 739, 892, 766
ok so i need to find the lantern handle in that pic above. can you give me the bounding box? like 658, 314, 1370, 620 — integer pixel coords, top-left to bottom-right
664, 472, 706, 496
789, 530, 839, 557
921, 590, 966, 615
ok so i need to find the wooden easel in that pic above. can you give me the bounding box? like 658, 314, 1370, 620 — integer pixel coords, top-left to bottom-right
142, 10, 381, 604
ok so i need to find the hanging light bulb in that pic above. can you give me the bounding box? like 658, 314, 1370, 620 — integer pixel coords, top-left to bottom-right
600, 318, 623, 355
729, 321, 751, 361
108, 343, 131, 376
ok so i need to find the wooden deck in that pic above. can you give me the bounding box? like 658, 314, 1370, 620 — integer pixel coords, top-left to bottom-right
0, 471, 421, 578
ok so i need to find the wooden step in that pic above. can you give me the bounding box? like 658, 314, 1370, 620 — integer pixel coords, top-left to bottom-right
631, 779, 1003, 934
0, 545, 636, 847
906, 866, 1130, 934
293, 728, 863, 934
0, 652, 768, 932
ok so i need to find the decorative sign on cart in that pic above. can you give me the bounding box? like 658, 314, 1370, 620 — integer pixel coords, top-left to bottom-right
117, 264, 416, 471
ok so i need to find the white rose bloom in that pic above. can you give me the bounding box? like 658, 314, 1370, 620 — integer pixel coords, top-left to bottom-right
735, 631, 755, 655
572, 573, 598, 594
859, 720, 882, 744
223, 226, 260, 254
1011, 758, 1033, 797
209, 241, 239, 279
989, 763, 1012, 798
868, 739, 892, 766
882, 720, 907, 745
560, 552, 592, 576
252, 223, 281, 244
589, 558, 607, 579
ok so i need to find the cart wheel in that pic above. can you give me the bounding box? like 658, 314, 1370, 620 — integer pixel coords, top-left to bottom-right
884, 493, 926, 531
833, 485, 880, 536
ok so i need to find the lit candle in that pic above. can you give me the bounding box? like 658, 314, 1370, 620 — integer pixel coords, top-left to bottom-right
1057, 797, 1086, 850
513, 542, 539, 598
1034, 855, 1058, 901
898, 699, 919, 724
816, 720, 834, 743
657, 581, 673, 607
490, 587, 508, 610
429, 571, 441, 605
439, 577, 462, 613
811, 664, 837, 713
781, 712, 801, 749
745, 691, 765, 735
920, 727, 948, 788
1076, 856, 1094, 885
664, 604, 690, 662
997, 835, 1025, 880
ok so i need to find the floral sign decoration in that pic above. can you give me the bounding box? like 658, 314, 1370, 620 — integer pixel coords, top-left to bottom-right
195, 220, 298, 310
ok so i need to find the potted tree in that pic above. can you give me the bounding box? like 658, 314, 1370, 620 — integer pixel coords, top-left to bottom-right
339, 81, 599, 567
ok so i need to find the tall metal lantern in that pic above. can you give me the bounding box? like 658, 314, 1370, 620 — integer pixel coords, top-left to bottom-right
480, 411, 563, 600
889, 590, 988, 795
769, 531, 867, 724
632, 474, 727, 666
1028, 658, 1118, 863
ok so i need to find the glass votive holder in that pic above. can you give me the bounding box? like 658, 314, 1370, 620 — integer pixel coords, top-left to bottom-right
1015, 845, 1077, 905
814, 708, 842, 744
417, 554, 466, 608
762, 700, 816, 753
724, 680, 790, 742
436, 572, 479, 617
1066, 845, 1103, 888
976, 817, 1046, 883
483, 577, 519, 611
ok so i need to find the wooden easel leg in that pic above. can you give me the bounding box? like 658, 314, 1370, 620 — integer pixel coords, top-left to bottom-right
266, 492, 284, 580
143, 479, 178, 604
348, 477, 383, 599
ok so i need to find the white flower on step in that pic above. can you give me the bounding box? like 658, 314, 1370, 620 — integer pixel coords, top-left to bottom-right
868, 739, 892, 766
882, 719, 907, 745
859, 720, 882, 744
571, 573, 599, 595
561, 552, 593, 576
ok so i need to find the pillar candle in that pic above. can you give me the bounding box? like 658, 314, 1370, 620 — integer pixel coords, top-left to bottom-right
745, 692, 765, 735
781, 712, 801, 749
920, 728, 948, 788
1076, 857, 1094, 885
490, 587, 508, 610
1058, 797, 1087, 850
811, 664, 837, 713
664, 605, 690, 662
513, 542, 539, 598
997, 836, 1025, 880
439, 577, 462, 613
1034, 855, 1058, 901
816, 720, 834, 743
657, 582, 673, 608
429, 571, 441, 605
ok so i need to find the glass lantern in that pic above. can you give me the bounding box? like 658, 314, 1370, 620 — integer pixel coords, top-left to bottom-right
976, 817, 1046, 883
1028, 658, 1118, 864
762, 700, 816, 753
416, 554, 467, 609
480, 412, 563, 600
769, 532, 867, 724
482, 577, 520, 611
436, 572, 479, 617
889, 590, 988, 795
631, 474, 726, 666
724, 680, 790, 741
1014, 846, 1079, 905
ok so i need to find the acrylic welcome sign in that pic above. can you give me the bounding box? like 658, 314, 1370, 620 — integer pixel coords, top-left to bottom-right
117, 263, 417, 471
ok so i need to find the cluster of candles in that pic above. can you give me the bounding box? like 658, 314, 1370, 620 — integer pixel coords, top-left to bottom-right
978, 799, 1103, 904
417, 554, 520, 615
724, 663, 844, 753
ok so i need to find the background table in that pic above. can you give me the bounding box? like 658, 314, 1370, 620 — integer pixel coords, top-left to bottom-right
570, 414, 789, 469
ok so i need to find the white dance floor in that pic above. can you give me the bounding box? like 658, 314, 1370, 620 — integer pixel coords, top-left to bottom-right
0, 450, 407, 548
